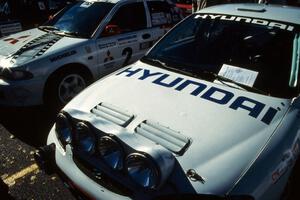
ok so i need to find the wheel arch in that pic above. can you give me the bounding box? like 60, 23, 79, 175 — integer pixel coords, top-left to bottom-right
43, 63, 94, 104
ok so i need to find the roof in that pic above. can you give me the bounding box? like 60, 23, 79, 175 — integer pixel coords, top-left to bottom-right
198, 3, 300, 25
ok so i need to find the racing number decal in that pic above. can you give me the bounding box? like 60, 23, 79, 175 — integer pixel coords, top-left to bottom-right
122, 48, 132, 66
4, 35, 30, 44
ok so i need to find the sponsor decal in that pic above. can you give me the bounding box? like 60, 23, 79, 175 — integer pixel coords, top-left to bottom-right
195, 14, 295, 31
272, 136, 300, 184
104, 50, 114, 63
118, 40, 137, 45
4, 35, 30, 44
0, 22, 22, 36
118, 35, 137, 42
116, 67, 280, 125
271, 151, 293, 184
118, 35, 137, 45
104, 50, 115, 68
98, 42, 116, 49
50, 50, 77, 62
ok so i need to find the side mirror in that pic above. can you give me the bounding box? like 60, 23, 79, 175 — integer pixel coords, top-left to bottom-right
101, 24, 121, 37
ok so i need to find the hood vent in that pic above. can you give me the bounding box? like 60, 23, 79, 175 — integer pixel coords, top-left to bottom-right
135, 121, 191, 155
12, 33, 62, 59
91, 102, 134, 127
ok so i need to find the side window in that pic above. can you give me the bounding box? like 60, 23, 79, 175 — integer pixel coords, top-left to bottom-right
147, 1, 180, 27
101, 2, 146, 36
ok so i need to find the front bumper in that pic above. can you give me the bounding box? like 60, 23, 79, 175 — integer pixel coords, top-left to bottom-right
41, 126, 258, 200
0, 77, 44, 106
45, 127, 132, 200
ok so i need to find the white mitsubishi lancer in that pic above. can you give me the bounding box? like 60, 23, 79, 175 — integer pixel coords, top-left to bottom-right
0, 0, 182, 108
36, 3, 300, 200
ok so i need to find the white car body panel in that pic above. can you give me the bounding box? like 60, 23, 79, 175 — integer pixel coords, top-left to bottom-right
64, 61, 290, 195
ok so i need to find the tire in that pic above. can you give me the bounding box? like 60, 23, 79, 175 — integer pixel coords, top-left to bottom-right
44, 67, 91, 110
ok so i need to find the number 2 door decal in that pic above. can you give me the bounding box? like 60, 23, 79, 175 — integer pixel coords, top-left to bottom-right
122, 47, 132, 66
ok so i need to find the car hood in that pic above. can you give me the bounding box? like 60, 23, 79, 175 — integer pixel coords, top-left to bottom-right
65, 61, 291, 194
0, 28, 86, 67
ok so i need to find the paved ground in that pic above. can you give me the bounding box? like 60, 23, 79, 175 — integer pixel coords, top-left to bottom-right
0, 106, 299, 200
0, 106, 75, 200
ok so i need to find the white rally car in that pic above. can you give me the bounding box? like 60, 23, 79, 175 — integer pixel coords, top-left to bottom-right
36, 3, 300, 200
0, 0, 182, 108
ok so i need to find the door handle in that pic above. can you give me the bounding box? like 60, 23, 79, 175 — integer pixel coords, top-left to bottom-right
142, 33, 151, 40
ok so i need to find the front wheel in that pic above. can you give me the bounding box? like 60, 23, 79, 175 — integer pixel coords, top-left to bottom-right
57, 73, 86, 104
44, 68, 91, 110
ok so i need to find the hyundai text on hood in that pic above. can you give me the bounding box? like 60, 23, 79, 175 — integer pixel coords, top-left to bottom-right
0, 0, 182, 107
37, 3, 300, 200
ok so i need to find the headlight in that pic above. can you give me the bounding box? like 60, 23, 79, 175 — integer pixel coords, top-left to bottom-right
126, 153, 159, 189
0, 68, 33, 80
97, 136, 124, 170
74, 122, 95, 154
55, 113, 72, 148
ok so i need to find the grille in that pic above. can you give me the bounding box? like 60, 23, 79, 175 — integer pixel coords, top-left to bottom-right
135, 121, 191, 155
91, 102, 134, 127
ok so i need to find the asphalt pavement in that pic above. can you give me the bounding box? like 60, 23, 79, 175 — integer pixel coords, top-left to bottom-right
0, 106, 75, 200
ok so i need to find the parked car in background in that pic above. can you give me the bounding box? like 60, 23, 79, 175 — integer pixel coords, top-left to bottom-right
36, 3, 300, 200
0, 0, 182, 108
171, 0, 192, 16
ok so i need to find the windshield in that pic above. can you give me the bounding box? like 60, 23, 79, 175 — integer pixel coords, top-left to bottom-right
42, 1, 115, 38
143, 14, 300, 98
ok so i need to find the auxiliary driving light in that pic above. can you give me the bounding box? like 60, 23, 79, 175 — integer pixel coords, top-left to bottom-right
126, 153, 159, 189
55, 113, 72, 148
98, 136, 124, 170
74, 122, 95, 154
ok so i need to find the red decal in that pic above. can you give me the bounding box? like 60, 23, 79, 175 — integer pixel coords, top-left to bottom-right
4, 35, 30, 44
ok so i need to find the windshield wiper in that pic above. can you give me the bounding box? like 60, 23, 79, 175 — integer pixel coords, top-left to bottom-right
39, 25, 60, 32
205, 71, 268, 95
141, 57, 267, 95
141, 56, 197, 78
55, 30, 84, 38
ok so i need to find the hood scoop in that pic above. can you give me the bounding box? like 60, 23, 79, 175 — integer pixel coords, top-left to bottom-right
135, 121, 191, 155
91, 102, 134, 127
12, 33, 62, 59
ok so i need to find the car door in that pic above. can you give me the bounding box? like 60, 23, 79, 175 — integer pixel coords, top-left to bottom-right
95, 1, 153, 76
